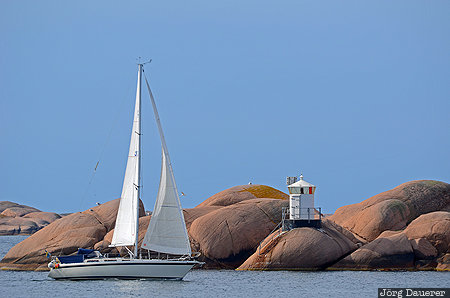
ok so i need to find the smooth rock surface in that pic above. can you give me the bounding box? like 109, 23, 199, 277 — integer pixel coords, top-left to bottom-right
410, 238, 438, 260
0, 217, 41, 235
238, 219, 358, 270
184, 206, 223, 230
437, 253, 450, 271
1, 206, 41, 218
330, 233, 415, 270
403, 211, 450, 255
0, 201, 40, 214
329, 180, 450, 241
23, 212, 61, 223
0, 201, 23, 212
0, 199, 144, 270
0, 202, 61, 235
1, 212, 107, 270
190, 198, 288, 268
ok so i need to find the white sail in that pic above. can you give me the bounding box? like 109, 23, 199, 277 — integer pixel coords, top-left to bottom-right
141, 75, 191, 256
110, 66, 141, 248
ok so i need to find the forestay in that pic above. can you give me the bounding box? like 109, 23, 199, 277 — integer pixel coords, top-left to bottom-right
110, 67, 141, 247
141, 75, 191, 256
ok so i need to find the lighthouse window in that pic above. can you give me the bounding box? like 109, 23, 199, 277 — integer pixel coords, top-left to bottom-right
300, 188, 304, 194
289, 187, 301, 194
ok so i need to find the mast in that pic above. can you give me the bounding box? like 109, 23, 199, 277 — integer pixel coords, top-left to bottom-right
134, 63, 142, 258
110, 63, 143, 253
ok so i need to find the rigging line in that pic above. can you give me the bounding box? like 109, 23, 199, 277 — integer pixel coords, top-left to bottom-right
78, 71, 135, 211
142, 69, 175, 182
142, 70, 177, 188
138, 65, 145, 204
140, 101, 144, 207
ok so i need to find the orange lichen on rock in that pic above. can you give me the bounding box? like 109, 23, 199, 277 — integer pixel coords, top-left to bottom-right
240, 185, 289, 201
198, 185, 288, 207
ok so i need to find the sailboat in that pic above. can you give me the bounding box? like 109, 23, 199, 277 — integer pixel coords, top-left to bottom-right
47, 62, 201, 280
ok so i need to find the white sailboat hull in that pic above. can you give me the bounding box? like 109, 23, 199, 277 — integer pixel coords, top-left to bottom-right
48, 259, 199, 280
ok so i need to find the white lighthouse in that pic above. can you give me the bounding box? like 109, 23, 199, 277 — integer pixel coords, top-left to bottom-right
283, 174, 321, 230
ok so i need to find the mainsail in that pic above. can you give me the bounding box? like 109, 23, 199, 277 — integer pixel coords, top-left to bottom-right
141, 74, 191, 256
110, 66, 141, 248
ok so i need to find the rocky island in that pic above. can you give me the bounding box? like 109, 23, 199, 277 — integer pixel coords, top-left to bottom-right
0, 201, 61, 235
1, 180, 449, 272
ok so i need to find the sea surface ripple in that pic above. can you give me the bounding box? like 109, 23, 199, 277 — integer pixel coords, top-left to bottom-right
1, 235, 448, 297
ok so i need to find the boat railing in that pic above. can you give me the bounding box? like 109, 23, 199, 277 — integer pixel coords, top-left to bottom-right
103, 251, 194, 261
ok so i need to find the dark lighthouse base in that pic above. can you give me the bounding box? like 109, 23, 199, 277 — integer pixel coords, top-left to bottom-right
282, 219, 322, 231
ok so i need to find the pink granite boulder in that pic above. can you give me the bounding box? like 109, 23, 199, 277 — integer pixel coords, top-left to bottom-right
329, 180, 450, 242
238, 219, 358, 270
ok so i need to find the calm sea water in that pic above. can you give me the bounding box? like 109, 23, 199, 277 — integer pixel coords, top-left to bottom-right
0, 235, 448, 297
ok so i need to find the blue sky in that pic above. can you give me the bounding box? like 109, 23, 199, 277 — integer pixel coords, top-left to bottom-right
1, 1, 449, 214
